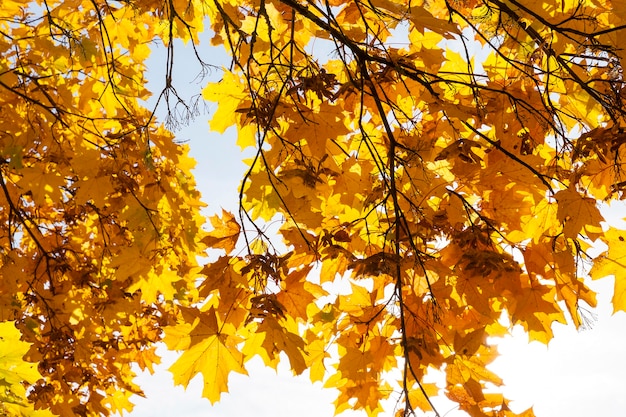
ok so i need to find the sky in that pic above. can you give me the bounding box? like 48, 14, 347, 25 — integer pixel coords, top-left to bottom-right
124, 27, 626, 417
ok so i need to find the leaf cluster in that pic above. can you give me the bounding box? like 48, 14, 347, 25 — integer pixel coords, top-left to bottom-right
2, 0, 626, 416
190, 0, 626, 416
0, 0, 206, 415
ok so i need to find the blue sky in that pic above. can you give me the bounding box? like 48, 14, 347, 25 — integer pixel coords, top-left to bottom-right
126, 31, 626, 417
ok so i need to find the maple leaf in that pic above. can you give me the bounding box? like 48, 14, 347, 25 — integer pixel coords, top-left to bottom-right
203, 72, 250, 138
168, 308, 248, 404
509, 283, 566, 343
0, 321, 53, 417
169, 333, 248, 404
409, 5, 459, 38
202, 209, 241, 253
591, 227, 626, 313
304, 331, 330, 382
258, 316, 308, 374
407, 381, 439, 413
275, 266, 328, 320
554, 187, 604, 239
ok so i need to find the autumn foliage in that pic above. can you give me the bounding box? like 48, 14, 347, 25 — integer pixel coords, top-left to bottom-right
1, 0, 626, 416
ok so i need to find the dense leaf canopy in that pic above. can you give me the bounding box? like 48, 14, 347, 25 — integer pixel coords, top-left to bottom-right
1, 0, 626, 416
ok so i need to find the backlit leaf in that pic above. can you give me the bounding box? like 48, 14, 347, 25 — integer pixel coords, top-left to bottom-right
202, 209, 241, 253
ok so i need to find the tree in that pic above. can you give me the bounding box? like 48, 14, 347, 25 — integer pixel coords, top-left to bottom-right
1, 0, 626, 416
0, 1, 205, 415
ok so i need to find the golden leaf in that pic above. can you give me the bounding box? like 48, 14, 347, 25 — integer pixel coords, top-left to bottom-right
202, 209, 241, 253
554, 187, 604, 239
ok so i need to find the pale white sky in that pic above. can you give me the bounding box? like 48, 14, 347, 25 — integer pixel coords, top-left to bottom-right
125, 31, 626, 417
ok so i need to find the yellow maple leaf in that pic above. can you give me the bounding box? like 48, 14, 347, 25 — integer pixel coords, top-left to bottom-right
257, 316, 307, 375
202, 209, 241, 253
409, 5, 459, 38
591, 227, 626, 313
202, 71, 248, 136
554, 187, 604, 239
0, 321, 54, 417
276, 266, 328, 320
408, 381, 439, 413
510, 284, 566, 344
168, 309, 247, 404
170, 333, 247, 403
